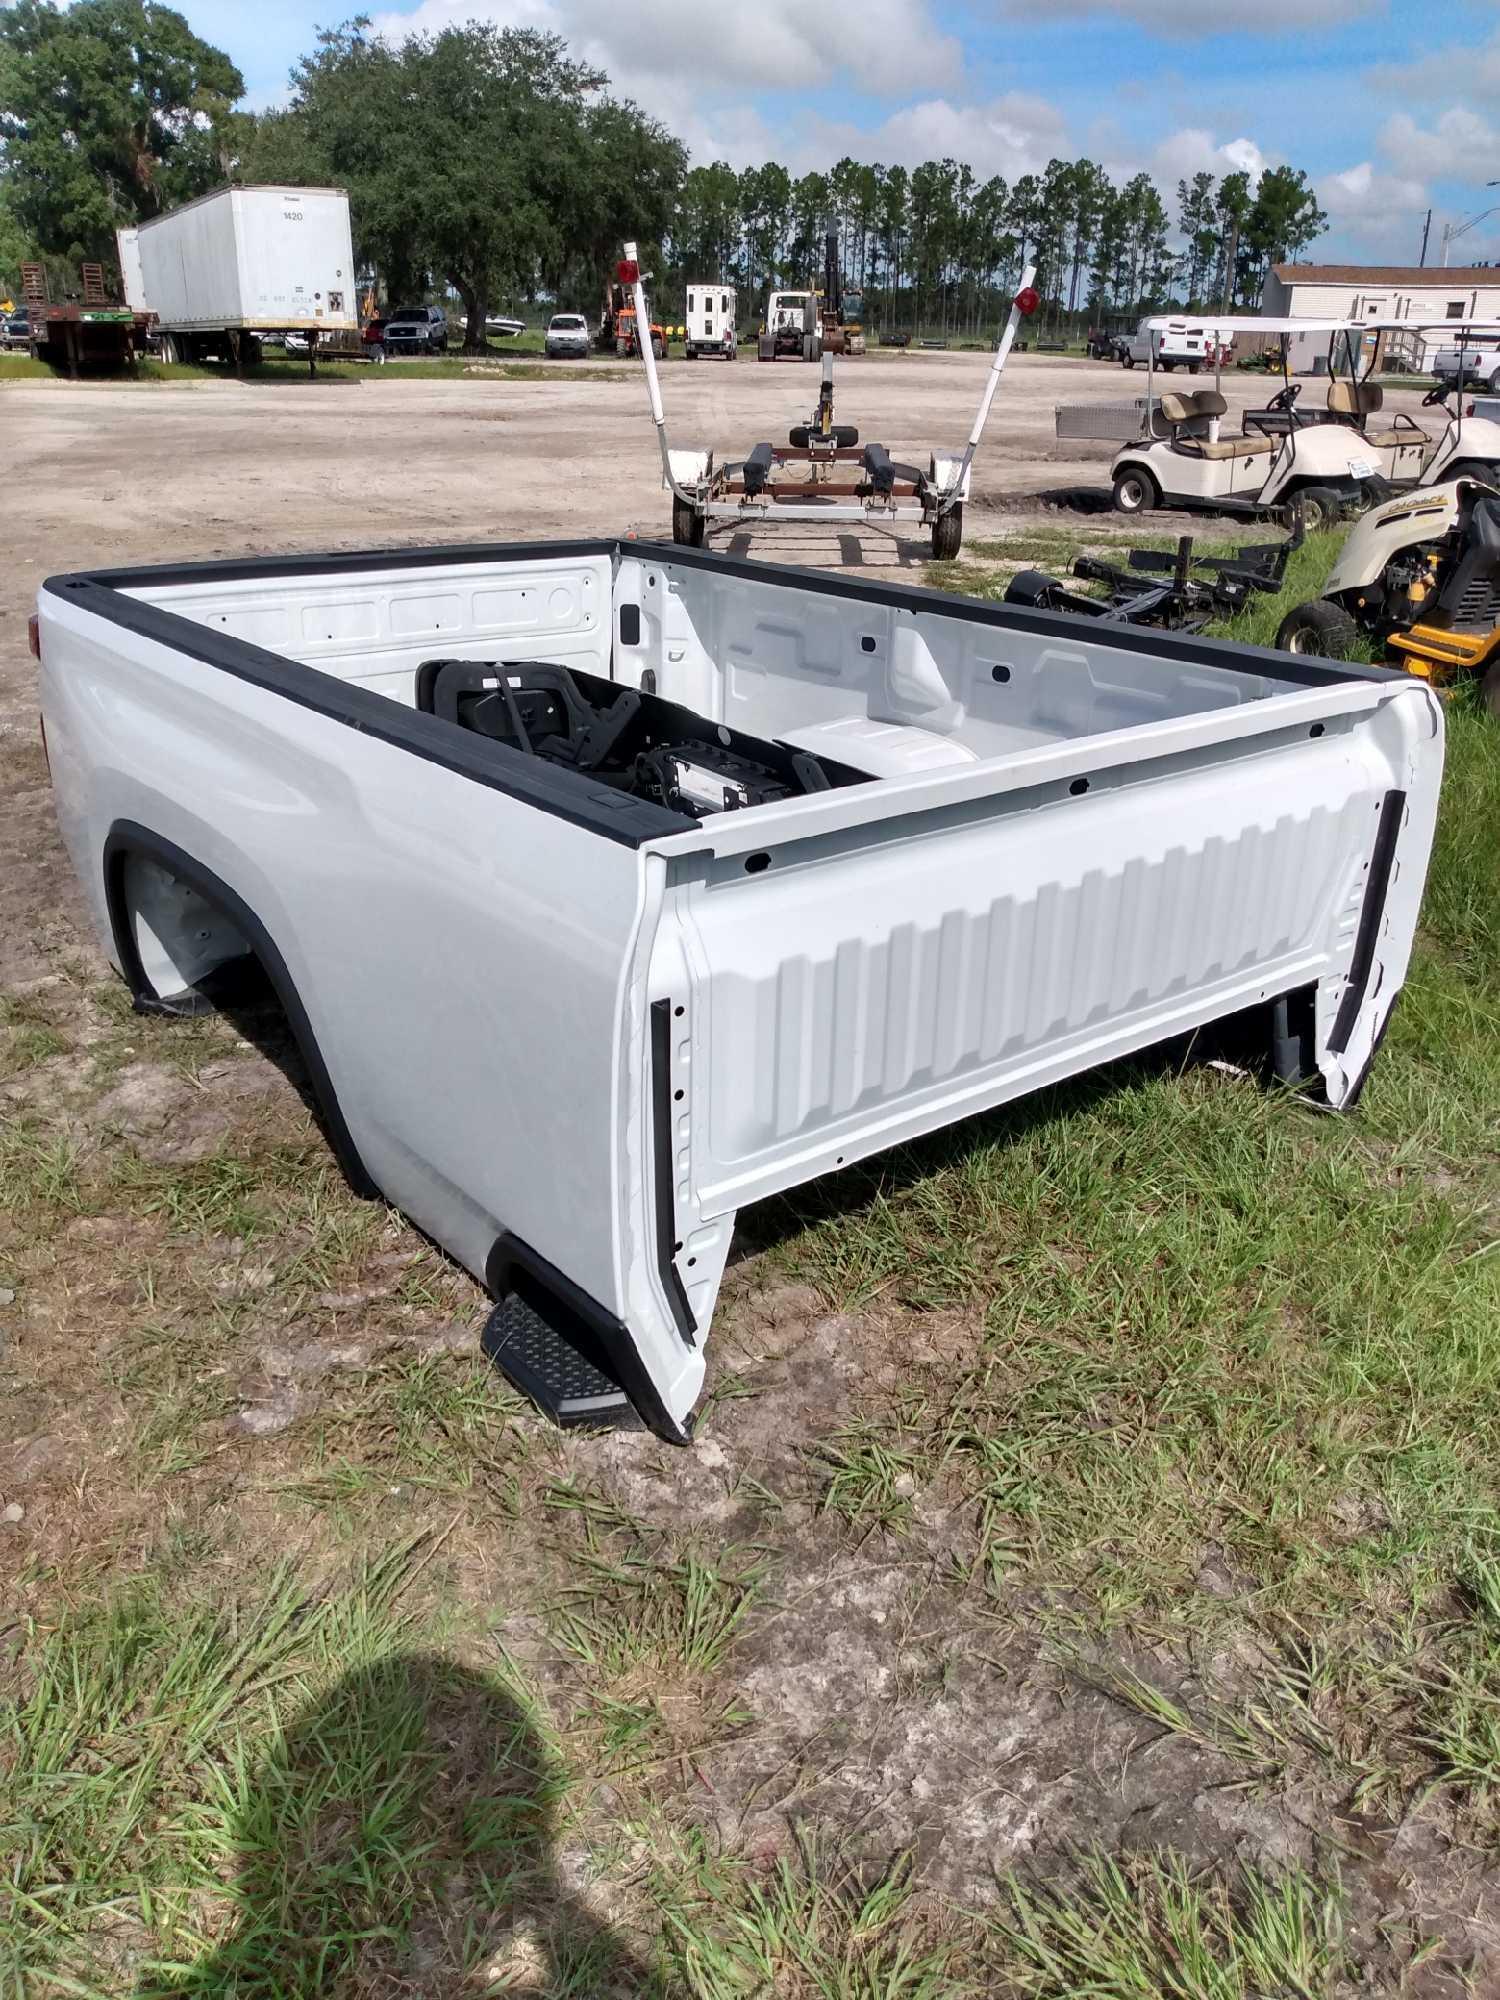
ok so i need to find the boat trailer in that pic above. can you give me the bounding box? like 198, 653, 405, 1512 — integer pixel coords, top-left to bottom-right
620, 241, 1038, 558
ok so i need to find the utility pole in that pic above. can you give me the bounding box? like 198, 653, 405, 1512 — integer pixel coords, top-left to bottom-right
1419, 208, 1431, 267
1442, 183, 1500, 267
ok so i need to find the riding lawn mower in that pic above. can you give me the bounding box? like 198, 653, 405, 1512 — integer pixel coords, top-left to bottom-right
1276, 476, 1500, 715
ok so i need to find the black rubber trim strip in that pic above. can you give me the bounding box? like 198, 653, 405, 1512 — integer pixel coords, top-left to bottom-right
1340, 991, 1400, 1111
1328, 789, 1406, 1056
43, 566, 688, 850
101, 821, 379, 1195
485, 1232, 692, 1445
650, 999, 697, 1346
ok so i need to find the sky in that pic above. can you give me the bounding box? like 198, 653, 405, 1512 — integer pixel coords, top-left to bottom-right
188, 0, 1499, 266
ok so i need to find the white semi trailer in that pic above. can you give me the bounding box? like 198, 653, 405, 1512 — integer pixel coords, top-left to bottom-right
118, 186, 358, 368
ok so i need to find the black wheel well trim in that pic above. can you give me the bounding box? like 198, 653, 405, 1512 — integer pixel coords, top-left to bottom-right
484, 1231, 693, 1445
101, 820, 379, 1197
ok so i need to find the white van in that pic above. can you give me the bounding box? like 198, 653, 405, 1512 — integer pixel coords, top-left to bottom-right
1121, 318, 1227, 373
685, 284, 736, 359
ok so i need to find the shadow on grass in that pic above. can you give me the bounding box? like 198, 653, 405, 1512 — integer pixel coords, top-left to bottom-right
133, 1651, 650, 1997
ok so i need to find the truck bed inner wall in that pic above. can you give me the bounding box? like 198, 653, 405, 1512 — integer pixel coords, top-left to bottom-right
126, 550, 1305, 759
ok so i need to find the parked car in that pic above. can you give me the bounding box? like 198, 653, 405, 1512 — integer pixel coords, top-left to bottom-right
1433, 337, 1500, 392
1119, 317, 1228, 373
1, 310, 31, 351
544, 312, 591, 359
382, 306, 447, 356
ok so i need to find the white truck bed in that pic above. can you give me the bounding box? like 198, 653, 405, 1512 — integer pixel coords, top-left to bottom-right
37, 540, 1443, 1439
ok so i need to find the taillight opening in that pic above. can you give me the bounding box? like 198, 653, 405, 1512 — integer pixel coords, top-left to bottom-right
28, 612, 40, 660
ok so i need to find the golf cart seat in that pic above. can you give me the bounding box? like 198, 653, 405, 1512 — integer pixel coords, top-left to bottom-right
1164, 389, 1266, 459
1326, 380, 1408, 449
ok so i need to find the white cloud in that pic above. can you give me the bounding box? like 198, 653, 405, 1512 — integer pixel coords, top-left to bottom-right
1379, 107, 1500, 183
846, 93, 1070, 180
993, 0, 1376, 33
1366, 29, 1500, 103
1314, 159, 1433, 259
1150, 128, 1267, 184
370, 0, 959, 98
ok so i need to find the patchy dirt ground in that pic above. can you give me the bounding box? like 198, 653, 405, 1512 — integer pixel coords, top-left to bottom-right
2, 358, 1497, 1996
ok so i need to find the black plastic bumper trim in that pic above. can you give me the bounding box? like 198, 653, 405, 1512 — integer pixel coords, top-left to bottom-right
651, 999, 697, 1347
484, 1232, 692, 1445
1328, 789, 1406, 1055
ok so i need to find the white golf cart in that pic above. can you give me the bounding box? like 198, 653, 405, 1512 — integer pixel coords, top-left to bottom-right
1107, 316, 1414, 525
1352, 318, 1500, 490
621, 241, 1040, 557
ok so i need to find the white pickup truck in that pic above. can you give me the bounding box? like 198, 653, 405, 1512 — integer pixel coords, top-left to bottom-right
1120, 317, 1229, 373
36, 538, 1442, 1441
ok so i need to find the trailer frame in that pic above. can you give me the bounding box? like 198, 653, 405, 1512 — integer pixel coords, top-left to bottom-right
623, 242, 1037, 557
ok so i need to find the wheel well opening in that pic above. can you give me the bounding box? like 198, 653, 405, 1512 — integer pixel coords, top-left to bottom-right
103, 827, 378, 1196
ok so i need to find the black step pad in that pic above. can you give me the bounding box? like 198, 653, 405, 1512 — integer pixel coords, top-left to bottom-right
482, 1293, 641, 1430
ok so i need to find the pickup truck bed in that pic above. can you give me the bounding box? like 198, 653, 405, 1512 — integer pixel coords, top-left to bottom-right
38, 539, 1443, 1439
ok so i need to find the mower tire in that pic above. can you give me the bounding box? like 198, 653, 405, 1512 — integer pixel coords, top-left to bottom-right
1276, 597, 1360, 658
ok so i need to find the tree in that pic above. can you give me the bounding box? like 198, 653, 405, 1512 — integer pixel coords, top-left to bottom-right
1244, 165, 1328, 289
255, 19, 683, 351
1214, 171, 1253, 307
1176, 171, 1217, 305
0, 0, 243, 268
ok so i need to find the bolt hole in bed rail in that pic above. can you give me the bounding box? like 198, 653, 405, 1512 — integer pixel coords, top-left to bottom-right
37, 537, 1443, 1440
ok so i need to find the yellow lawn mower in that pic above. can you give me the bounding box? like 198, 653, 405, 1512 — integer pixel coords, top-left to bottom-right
1275, 476, 1500, 715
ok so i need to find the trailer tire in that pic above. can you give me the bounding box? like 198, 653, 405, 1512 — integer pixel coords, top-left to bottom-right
1275, 597, 1360, 658
1112, 466, 1158, 515
672, 497, 706, 547
931, 505, 963, 560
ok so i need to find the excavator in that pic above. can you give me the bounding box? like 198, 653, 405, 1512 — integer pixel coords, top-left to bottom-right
819, 225, 865, 356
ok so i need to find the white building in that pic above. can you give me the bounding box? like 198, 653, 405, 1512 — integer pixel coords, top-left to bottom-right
1260, 263, 1500, 372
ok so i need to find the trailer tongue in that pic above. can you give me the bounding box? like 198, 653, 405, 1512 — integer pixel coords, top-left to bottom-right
623, 240, 1038, 558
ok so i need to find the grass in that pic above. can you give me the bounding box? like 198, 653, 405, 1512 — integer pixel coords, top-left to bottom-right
1, 507, 1497, 1992
988, 1851, 1349, 1998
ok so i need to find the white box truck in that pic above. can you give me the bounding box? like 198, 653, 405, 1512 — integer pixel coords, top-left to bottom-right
685, 284, 736, 359
118, 186, 358, 366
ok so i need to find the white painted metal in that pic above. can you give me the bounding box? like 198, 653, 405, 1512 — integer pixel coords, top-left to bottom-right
117, 227, 146, 313
39, 545, 1444, 1434
127, 187, 358, 334
685, 284, 736, 355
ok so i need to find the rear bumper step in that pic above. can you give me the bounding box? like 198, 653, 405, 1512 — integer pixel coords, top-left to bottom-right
482, 1294, 643, 1430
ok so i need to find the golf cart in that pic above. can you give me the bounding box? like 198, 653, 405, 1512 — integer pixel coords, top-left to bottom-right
1239, 316, 1500, 492
1276, 475, 1500, 714
1356, 318, 1500, 489
1106, 316, 1412, 525
621, 240, 1040, 558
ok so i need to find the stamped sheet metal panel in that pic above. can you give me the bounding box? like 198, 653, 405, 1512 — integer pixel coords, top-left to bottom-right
122, 555, 613, 701
666, 712, 1413, 1215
